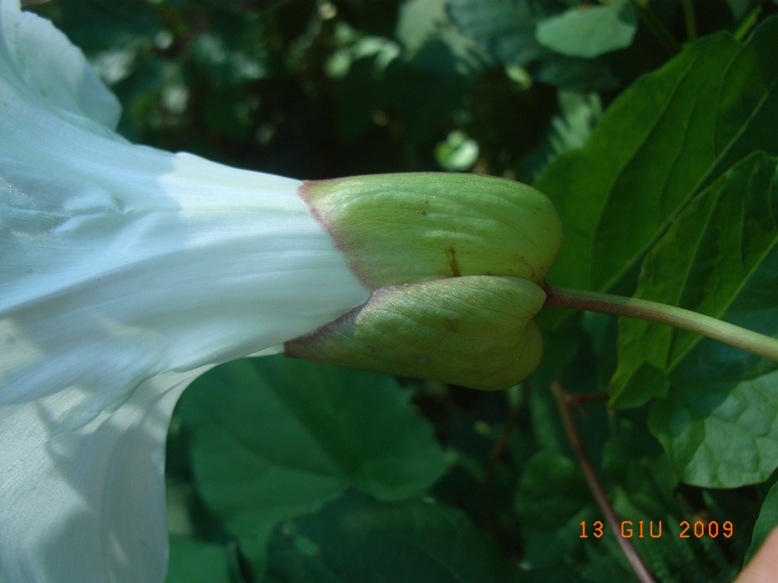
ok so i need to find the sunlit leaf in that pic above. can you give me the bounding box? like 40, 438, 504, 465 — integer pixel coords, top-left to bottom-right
536, 17, 778, 300
612, 153, 778, 485
612, 153, 778, 407
649, 363, 778, 487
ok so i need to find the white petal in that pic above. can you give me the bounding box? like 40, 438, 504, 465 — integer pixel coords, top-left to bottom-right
0, 369, 201, 582
0, 1, 370, 581
0, 0, 121, 132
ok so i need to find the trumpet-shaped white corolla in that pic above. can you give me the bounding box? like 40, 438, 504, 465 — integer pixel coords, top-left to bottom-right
0, 1, 566, 581
0, 2, 370, 581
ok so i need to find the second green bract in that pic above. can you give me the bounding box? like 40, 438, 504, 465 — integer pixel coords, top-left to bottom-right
286, 173, 563, 389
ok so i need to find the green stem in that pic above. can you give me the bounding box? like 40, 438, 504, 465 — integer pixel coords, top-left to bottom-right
544, 284, 778, 362
681, 0, 697, 41
733, 3, 762, 42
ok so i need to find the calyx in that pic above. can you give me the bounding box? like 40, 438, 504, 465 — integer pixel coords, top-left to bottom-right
286, 173, 563, 389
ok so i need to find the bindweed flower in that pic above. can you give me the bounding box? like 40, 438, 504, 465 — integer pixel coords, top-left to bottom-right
0, 1, 561, 582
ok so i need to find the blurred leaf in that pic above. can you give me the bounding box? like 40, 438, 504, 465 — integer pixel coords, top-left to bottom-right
264, 491, 519, 583
536, 2, 637, 58
514, 451, 596, 567
533, 52, 619, 91
326, 27, 401, 79
523, 90, 602, 179
435, 130, 479, 170
190, 32, 268, 86
446, 0, 562, 65
178, 356, 446, 563
445, 0, 618, 90
165, 538, 233, 583
549, 91, 602, 154
396, 0, 492, 76
580, 555, 635, 583
536, 17, 778, 301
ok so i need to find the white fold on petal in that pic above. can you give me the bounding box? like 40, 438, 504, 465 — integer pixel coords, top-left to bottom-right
0, 1, 370, 581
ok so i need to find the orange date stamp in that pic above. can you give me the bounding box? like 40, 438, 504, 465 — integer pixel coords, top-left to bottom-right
579, 520, 734, 539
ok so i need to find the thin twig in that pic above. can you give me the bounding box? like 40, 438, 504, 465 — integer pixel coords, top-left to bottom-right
567, 391, 610, 407
551, 381, 657, 583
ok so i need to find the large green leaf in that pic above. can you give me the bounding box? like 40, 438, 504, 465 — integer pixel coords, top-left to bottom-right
536, 17, 778, 300
264, 491, 519, 583
612, 153, 778, 407
649, 361, 778, 487
177, 356, 446, 561
610, 154, 778, 486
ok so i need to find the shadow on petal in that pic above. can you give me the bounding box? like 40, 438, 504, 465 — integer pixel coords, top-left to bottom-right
1, 369, 206, 582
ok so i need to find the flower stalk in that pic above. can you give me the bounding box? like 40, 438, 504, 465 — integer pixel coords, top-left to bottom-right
544, 284, 778, 363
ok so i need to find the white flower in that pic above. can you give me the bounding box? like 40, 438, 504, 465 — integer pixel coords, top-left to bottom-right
0, 1, 369, 581
0, 1, 568, 580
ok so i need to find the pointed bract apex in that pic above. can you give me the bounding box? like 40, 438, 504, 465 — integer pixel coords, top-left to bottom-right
285, 276, 546, 390
299, 173, 563, 289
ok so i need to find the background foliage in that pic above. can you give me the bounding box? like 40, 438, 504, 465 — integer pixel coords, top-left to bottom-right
31, 0, 778, 581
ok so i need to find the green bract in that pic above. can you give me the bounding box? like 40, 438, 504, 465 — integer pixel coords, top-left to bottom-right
286, 276, 545, 390
288, 173, 563, 389
299, 173, 563, 288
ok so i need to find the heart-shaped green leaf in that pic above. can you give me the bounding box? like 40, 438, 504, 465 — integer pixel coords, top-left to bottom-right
177, 356, 445, 563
